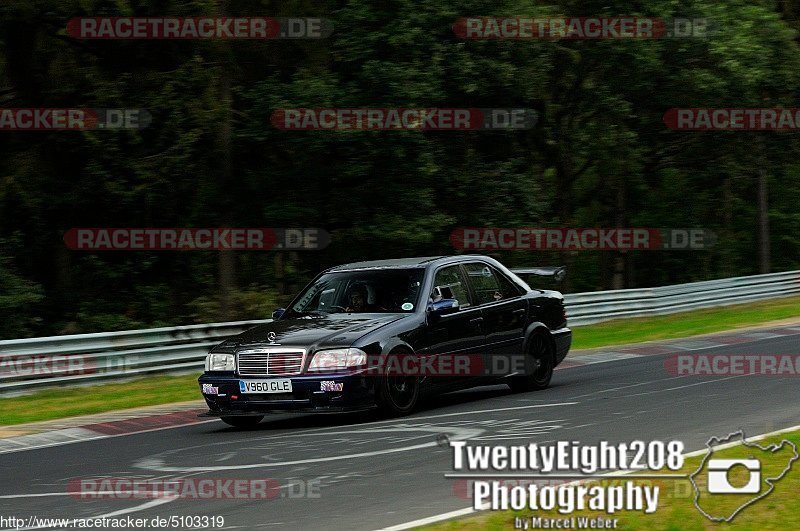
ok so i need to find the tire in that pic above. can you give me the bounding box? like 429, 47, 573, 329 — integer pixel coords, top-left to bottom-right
220, 415, 264, 428
376, 351, 420, 417
509, 332, 554, 393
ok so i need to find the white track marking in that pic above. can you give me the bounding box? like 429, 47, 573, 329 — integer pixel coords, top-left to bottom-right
380, 402, 578, 423
0, 420, 217, 455
0, 496, 177, 531
617, 374, 749, 398
567, 376, 687, 399
137, 426, 485, 472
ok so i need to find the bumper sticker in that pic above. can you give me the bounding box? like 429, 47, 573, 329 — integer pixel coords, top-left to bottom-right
320, 381, 344, 392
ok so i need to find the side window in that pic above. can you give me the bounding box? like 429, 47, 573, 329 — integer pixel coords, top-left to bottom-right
464, 263, 500, 305
464, 263, 522, 305
431, 266, 471, 308
494, 268, 525, 298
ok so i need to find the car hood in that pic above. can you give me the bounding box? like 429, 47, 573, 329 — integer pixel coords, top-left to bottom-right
212, 314, 410, 352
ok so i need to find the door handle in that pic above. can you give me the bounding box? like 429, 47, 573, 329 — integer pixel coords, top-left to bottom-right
469, 317, 484, 325
512, 308, 526, 315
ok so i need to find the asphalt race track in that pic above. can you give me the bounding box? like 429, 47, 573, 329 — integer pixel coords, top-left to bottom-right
1, 331, 799, 530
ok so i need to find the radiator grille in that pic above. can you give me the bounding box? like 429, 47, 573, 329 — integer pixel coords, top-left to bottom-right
236, 349, 305, 376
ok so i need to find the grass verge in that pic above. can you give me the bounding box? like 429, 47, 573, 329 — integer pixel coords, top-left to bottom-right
571, 295, 800, 350
423, 429, 800, 530
3, 295, 800, 425
0, 374, 200, 425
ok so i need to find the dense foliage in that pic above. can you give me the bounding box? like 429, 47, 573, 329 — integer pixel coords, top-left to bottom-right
2, 0, 800, 337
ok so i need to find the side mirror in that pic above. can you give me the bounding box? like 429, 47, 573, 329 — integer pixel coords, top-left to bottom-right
427, 299, 459, 317
272, 308, 285, 320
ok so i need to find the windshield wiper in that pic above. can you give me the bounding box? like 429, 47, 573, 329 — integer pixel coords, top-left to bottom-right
289, 310, 329, 318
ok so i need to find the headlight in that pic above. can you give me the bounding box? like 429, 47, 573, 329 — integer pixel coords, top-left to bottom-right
308, 348, 367, 372
205, 353, 234, 371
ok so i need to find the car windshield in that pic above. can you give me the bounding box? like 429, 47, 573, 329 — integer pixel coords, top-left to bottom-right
287, 269, 425, 315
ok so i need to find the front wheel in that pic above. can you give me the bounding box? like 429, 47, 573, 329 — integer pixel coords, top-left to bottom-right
221, 415, 264, 428
376, 352, 420, 416
509, 333, 554, 393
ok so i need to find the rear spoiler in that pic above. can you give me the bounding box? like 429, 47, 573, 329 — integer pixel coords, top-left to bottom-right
510, 266, 567, 282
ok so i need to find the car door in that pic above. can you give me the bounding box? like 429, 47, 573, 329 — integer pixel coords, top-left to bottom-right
418, 264, 485, 389
463, 262, 528, 378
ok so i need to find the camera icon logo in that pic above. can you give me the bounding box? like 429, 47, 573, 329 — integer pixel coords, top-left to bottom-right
707, 458, 761, 494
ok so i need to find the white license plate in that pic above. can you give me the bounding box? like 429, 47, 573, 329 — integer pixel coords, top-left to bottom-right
239, 379, 293, 394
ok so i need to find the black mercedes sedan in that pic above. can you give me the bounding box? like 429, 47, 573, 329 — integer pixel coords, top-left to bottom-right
199, 255, 571, 426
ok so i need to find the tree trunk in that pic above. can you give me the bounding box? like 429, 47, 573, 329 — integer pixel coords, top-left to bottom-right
274, 253, 285, 295
216, 0, 235, 319
757, 137, 770, 274
612, 170, 626, 290
722, 176, 734, 277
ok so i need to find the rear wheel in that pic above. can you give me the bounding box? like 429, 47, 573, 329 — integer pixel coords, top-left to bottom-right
220, 415, 264, 428
509, 333, 554, 393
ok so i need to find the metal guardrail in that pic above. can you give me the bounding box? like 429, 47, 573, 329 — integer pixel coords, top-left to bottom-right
564, 270, 800, 326
1, 270, 799, 392
0, 320, 270, 392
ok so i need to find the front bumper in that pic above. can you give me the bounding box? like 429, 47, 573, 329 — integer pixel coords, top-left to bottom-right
198, 371, 377, 415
